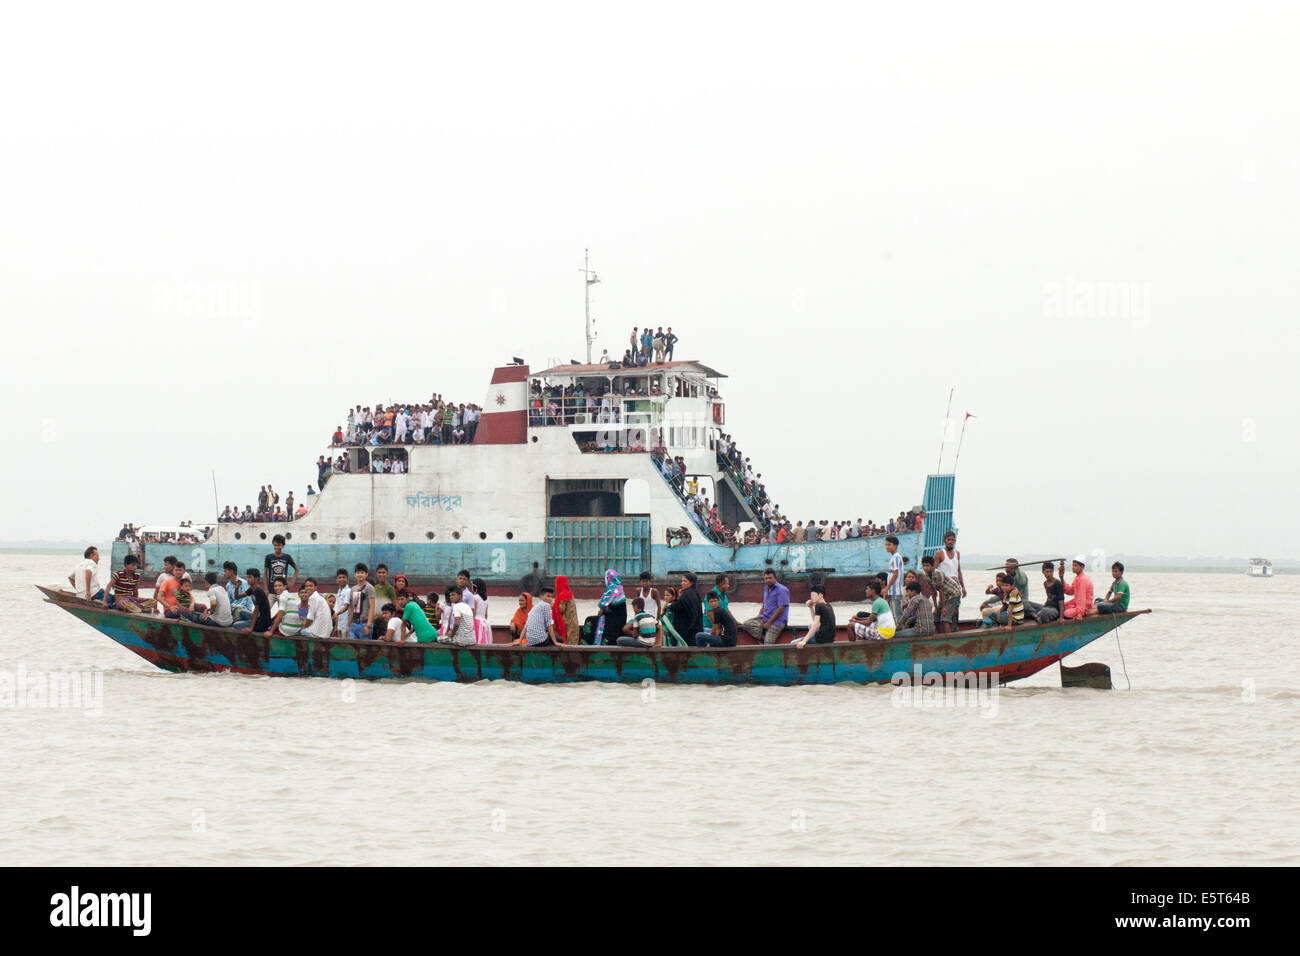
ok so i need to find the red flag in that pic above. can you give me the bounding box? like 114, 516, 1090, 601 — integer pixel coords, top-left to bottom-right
965, 412, 975, 419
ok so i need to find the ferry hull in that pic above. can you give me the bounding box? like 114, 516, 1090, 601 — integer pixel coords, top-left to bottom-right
39, 587, 1145, 687
110, 532, 927, 603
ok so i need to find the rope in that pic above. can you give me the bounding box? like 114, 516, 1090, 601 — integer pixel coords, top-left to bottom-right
1115, 627, 1131, 690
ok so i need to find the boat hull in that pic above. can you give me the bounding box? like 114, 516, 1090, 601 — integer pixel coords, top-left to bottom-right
39, 587, 1144, 687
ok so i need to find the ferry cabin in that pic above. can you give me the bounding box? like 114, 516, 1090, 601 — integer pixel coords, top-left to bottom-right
113, 361, 955, 599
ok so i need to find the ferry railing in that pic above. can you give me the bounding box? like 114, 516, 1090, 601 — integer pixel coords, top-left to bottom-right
650, 452, 727, 545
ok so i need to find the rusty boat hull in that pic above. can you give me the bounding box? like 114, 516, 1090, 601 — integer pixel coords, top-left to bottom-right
38, 587, 1146, 687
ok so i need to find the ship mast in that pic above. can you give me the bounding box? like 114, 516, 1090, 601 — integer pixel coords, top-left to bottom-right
580, 248, 600, 363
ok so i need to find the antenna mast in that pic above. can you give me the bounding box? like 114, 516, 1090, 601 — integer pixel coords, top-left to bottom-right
580, 249, 600, 363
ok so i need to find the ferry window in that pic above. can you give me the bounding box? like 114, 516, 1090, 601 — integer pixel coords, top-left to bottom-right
453, 531, 461, 540
234, 533, 241, 540
426, 531, 435, 540
285, 533, 292, 540
348, 532, 356, 540
506, 531, 514, 540
479, 532, 487, 540
259, 532, 267, 540
387, 532, 395, 540
311, 533, 317, 540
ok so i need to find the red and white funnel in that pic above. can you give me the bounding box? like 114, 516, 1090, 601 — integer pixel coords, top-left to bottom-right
474, 364, 529, 444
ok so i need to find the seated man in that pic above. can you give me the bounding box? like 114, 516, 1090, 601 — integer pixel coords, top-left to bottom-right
155, 563, 184, 618
794, 588, 839, 648
694, 591, 738, 648
523, 586, 560, 647
895, 580, 935, 638
222, 561, 255, 624
1061, 556, 1096, 619
67, 546, 103, 602
379, 602, 403, 641
393, 589, 436, 644
618, 596, 658, 648
741, 569, 789, 645
849, 579, 894, 641
436, 586, 478, 646
1095, 561, 1131, 614
1028, 560, 1064, 623
187, 571, 233, 627
105, 554, 144, 611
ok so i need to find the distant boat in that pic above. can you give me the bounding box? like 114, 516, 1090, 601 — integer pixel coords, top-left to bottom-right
1247, 557, 1274, 578
38, 586, 1148, 687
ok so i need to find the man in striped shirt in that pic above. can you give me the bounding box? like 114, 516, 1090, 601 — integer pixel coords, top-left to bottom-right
105, 555, 143, 610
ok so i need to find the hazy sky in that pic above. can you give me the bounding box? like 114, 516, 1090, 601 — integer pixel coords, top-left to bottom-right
2, 2, 1296, 558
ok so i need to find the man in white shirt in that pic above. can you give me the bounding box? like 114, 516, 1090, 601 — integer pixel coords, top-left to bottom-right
202, 572, 233, 627
390, 457, 405, 474
67, 546, 102, 600
299, 578, 334, 639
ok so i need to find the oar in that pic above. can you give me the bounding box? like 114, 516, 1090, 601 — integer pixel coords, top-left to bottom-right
982, 557, 1068, 571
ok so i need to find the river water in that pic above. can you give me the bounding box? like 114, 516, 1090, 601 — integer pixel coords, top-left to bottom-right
2, 553, 1296, 865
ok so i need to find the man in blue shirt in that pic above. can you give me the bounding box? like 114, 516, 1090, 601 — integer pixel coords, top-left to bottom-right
741, 569, 790, 644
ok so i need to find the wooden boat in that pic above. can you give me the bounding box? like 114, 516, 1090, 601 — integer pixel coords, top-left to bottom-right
38, 586, 1146, 687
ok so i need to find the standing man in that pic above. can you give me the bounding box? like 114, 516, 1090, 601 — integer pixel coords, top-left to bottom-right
742, 569, 790, 644
264, 535, 299, 591
1096, 562, 1131, 614
1061, 556, 1095, 619
922, 554, 962, 633
348, 563, 377, 639
664, 327, 678, 361
884, 535, 905, 622
332, 568, 352, 637
372, 564, 397, 606
934, 530, 966, 599
68, 546, 102, 601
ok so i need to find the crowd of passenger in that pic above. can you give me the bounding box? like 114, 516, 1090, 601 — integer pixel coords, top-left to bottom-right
219, 483, 315, 523
113, 523, 210, 545
331, 398, 481, 447
76, 527, 1133, 651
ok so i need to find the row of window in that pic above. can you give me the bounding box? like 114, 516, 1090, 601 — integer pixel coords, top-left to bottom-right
231, 530, 515, 542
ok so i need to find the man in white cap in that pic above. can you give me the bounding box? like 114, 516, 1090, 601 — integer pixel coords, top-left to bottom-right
1060, 555, 1096, 619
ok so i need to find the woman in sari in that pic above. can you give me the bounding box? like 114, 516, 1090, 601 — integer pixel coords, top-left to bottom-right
508, 592, 533, 643
658, 585, 687, 647
553, 575, 579, 644
595, 569, 627, 646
